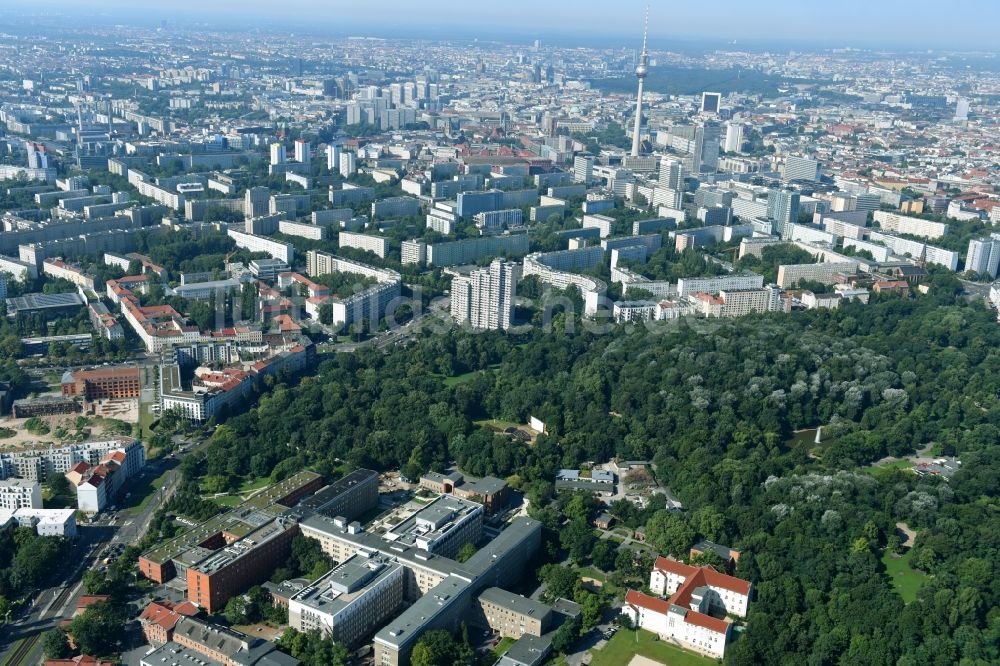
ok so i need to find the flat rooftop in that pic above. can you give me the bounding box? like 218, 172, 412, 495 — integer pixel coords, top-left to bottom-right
141, 470, 320, 565
299, 468, 377, 514
290, 554, 401, 616
7, 292, 85, 315
297, 512, 458, 579
141, 641, 223, 666
384, 495, 481, 550
479, 587, 551, 619
374, 574, 470, 650
190, 517, 293, 575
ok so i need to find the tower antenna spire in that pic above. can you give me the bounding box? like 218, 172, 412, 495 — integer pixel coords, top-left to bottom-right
642, 4, 649, 54
630, 6, 650, 157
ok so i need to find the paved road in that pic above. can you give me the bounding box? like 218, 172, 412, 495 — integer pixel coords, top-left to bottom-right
960, 279, 991, 299
0, 522, 115, 666
321, 295, 450, 354
0, 448, 188, 665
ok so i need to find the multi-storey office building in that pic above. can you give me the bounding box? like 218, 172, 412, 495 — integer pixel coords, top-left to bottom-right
288, 554, 404, 646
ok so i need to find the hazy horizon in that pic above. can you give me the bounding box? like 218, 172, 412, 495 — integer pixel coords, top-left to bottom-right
3, 0, 999, 51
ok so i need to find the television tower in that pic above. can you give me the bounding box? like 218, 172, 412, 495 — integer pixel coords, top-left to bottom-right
630, 7, 650, 157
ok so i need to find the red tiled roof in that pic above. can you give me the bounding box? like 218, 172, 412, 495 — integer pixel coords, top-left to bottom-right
655, 556, 752, 599
700, 567, 752, 596
77, 595, 109, 610
138, 600, 197, 631
46, 656, 115, 666
685, 610, 730, 634
654, 556, 697, 578
625, 589, 670, 614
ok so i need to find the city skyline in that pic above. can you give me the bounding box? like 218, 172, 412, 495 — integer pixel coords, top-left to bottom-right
5, 0, 1000, 49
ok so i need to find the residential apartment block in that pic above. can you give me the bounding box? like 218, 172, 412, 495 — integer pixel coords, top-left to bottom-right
0, 507, 77, 537
0, 479, 42, 510
450, 260, 517, 331
873, 211, 948, 240
0, 438, 143, 483
339, 231, 390, 259
522, 250, 607, 316
676, 274, 764, 298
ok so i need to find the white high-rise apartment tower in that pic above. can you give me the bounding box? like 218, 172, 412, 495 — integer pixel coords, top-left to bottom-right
659, 158, 685, 190
270, 143, 286, 165
725, 122, 744, 153
294, 139, 311, 163
573, 155, 594, 185
450, 260, 517, 330
326, 144, 341, 173
340, 151, 357, 176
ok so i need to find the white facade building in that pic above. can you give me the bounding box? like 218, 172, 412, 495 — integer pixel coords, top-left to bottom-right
0, 508, 77, 537
873, 211, 949, 240
450, 260, 517, 330
227, 230, 294, 264
0, 479, 42, 510
623, 557, 751, 660
676, 274, 764, 298
339, 232, 390, 259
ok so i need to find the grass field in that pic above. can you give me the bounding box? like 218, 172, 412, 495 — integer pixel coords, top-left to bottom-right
437, 364, 500, 387
489, 637, 516, 663
882, 549, 929, 603
589, 630, 719, 666
238, 477, 272, 494
123, 467, 174, 515
474, 418, 523, 430
139, 403, 158, 439
576, 566, 607, 583
864, 459, 914, 477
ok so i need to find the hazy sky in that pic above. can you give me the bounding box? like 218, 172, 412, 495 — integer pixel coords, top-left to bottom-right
7, 0, 1000, 49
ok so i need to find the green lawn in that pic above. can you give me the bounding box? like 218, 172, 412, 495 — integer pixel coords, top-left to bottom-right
589, 630, 720, 666
238, 477, 272, 494
139, 403, 158, 439
576, 566, 607, 583
882, 549, 929, 603
863, 459, 914, 477
210, 494, 242, 507
436, 369, 488, 387
123, 467, 174, 515
490, 636, 516, 662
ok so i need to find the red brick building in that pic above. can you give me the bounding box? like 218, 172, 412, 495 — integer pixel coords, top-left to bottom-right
61, 367, 141, 400
138, 600, 200, 645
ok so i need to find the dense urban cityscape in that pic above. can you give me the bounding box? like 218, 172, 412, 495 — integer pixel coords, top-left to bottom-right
0, 2, 996, 666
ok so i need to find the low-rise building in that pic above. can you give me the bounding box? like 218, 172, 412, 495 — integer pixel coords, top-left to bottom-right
622, 557, 752, 659
555, 469, 615, 494
0, 507, 77, 536
476, 587, 553, 639
418, 471, 510, 514
163, 616, 300, 666
138, 600, 200, 646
